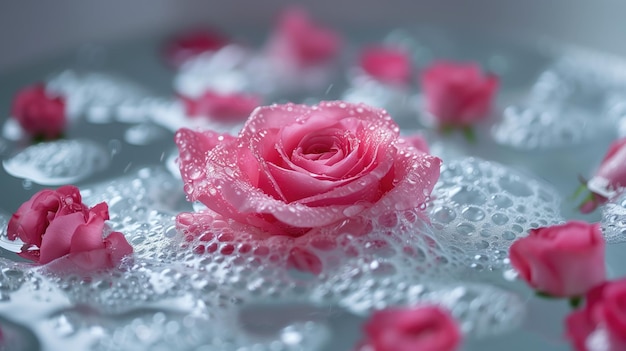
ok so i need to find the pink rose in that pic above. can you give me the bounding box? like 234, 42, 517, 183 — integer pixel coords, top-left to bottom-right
358, 305, 462, 351
566, 279, 626, 351
175, 101, 441, 237
509, 221, 606, 297
163, 28, 229, 68
399, 133, 430, 155
11, 83, 66, 140
266, 7, 341, 67
359, 45, 412, 85
180, 90, 261, 122
7, 186, 133, 269
580, 138, 626, 213
421, 61, 498, 128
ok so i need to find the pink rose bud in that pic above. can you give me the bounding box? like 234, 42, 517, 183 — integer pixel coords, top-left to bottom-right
509, 221, 606, 298
358, 305, 462, 351
11, 83, 66, 140
267, 6, 341, 67
180, 91, 261, 122
580, 138, 626, 213
421, 61, 498, 128
163, 28, 229, 68
359, 45, 413, 85
566, 278, 626, 351
175, 101, 441, 237
7, 186, 133, 269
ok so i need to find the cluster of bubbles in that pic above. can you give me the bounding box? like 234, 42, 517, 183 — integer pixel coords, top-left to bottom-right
601, 191, 626, 244
2, 139, 110, 186
80, 167, 187, 259
47, 70, 153, 124
429, 157, 563, 270
176, 205, 526, 337
174, 45, 335, 101
492, 48, 626, 150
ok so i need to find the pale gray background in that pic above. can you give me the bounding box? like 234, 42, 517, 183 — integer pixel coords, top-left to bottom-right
1, 0, 626, 71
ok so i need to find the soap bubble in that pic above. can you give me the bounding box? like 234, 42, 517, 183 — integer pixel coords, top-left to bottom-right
429, 157, 563, 269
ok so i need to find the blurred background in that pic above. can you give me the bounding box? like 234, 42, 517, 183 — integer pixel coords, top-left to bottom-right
1, 0, 626, 71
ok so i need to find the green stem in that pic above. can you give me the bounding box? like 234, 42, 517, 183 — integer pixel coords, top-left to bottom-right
570, 183, 588, 201
32, 133, 64, 144
569, 296, 583, 309
462, 126, 476, 144
576, 192, 596, 211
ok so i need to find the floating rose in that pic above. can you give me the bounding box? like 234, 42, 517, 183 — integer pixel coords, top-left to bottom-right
566, 278, 626, 351
509, 221, 606, 301
266, 7, 341, 68
180, 90, 261, 123
577, 138, 626, 213
357, 305, 462, 351
7, 186, 133, 270
175, 101, 441, 237
359, 45, 413, 86
11, 83, 66, 141
164, 28, 229, 68
421, 61, 498, 141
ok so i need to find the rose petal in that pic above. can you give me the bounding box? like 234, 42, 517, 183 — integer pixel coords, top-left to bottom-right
104, 231, 134, 266
69, 210, 107, 253
182, 91, 261, 122
176, 128, 237, 196
359, 45, 412, 85
367, 150, 441, 214
66, 248, 111, 271
287, 247, 323, 275
38, 212, 86, 264
268, 7, 341, 66
164, 29, 229, 68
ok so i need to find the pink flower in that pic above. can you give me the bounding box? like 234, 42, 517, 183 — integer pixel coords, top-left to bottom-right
421, 61, 498, 128
358, 305, 462, 351
359, 45, 412, 85
399, 133, 430, 155
566, 278, 626, 351
175, 101, 441, 237
11, 83, 66, 140
509, 221, 606, 297
266, 7, 341, 67
180, 91, 261, 122
580, 138, 626, 213
7, 186, 133, 269
164, 28, 229, 68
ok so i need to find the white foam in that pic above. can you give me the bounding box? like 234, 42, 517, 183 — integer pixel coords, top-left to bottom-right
429, 157, 563, 269
601, 191, 626, 243
341, 72, 413, 116
492, 50, 626, 150
3, 139, 110, 186
47, 70, 151, 123
148, 98, 244, 135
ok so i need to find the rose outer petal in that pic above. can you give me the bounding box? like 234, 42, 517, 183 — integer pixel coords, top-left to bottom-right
38, 212, 86, 264
104, 231, 134, 266
69, 210, 107, 253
